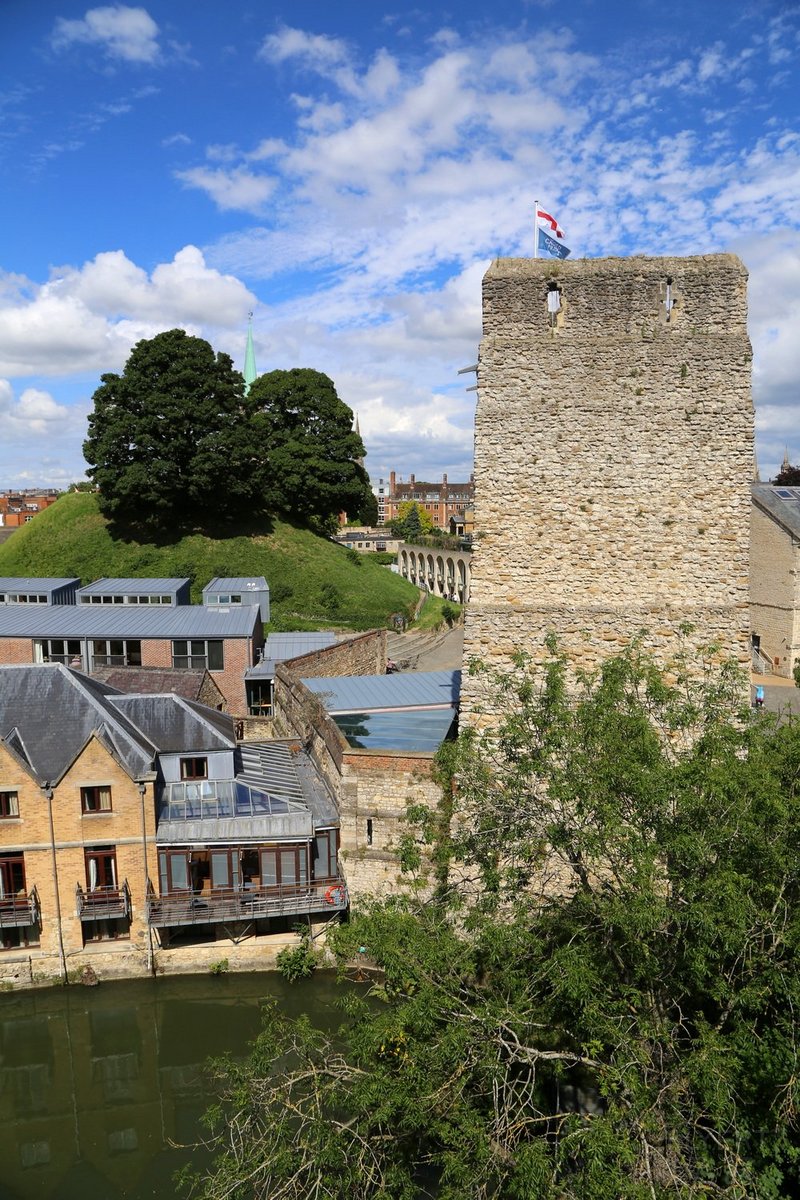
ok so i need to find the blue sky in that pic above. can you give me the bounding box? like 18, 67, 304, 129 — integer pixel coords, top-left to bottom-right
0, 0, 798, 489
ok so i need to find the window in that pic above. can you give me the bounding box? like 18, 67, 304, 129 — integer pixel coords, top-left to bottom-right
180, 757, 208, 781
260, 844, 309, 890
90, 640, 142, 668
85, 847, 117, 891
81, 786, 112, 814
0, 791, 19, 818
172, 639, 224, 670
34, 639, 82, 666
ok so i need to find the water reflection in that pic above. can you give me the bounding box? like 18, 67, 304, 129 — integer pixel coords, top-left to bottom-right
0, 973, 345, 1200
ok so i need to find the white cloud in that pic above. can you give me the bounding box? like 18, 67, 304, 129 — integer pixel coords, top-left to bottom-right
0, 247, 256, 376
258, 26, 350, 70
51, 5, 161, 64
174, 165, 276, 213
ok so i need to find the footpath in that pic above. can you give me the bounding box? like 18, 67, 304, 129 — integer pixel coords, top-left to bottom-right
386, 625, 464, 672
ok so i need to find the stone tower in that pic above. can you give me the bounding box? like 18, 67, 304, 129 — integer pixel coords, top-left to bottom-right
461, 254, 753, 703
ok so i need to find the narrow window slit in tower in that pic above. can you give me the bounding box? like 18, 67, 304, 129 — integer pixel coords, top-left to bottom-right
547, 283, 562, 328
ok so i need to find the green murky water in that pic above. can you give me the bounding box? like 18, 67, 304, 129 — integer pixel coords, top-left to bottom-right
0, 972, 347, 1200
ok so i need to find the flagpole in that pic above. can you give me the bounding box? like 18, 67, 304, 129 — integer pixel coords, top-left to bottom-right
533, 199, 539, 259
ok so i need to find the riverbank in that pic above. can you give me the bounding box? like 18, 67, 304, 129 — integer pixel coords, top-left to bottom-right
0, 923, 332, 990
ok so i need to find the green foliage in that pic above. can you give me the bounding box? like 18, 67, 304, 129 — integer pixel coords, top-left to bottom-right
390, 500, 434, 543
413, 593, 462, 632
775, 463, 800, 486
248, 369, 372, 526
83, 329, 258, 535
373, 551, 397, 565
209, 958, 229, 976
345, 547, 362, 567
794, 659, 800, 688
0, 493, 419, 631
189, 645, 800, 1199
276, 929, 319, 982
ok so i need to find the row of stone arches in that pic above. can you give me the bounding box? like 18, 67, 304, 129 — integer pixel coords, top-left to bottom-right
398, 546, 472, 603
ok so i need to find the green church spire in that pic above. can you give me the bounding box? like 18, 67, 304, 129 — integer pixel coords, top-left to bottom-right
243, 312, 257, 395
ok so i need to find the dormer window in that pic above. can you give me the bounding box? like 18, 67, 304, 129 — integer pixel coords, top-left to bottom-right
180, 757, 208, 781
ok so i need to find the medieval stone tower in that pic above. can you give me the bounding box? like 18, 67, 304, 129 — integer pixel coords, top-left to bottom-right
461, 254, 753, 703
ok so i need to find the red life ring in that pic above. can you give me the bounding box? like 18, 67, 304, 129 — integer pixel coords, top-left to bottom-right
324, 884, 346, 906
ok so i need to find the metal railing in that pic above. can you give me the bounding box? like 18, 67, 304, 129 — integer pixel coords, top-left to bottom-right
751, 646, 774, 675
76, 880, 131, 922
146, 876, 348, 928
0, 885, 40, 929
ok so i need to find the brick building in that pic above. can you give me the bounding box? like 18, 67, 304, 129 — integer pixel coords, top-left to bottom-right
378, 471, 475, 529
0, 489, 60, 527
0, 663, 344, 983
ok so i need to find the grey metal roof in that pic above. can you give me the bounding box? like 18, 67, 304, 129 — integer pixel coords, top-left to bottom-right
110, 694, 235, 752
156, 740, 337, 845
77, 577, 190, 596
203, 577, 269, 593
0, 604, 259, 638
246, 632, 337, 680
302, 670, 462, 714
0, 577, 80, 591
0, 664, 156, 783
752, 483, 800, 540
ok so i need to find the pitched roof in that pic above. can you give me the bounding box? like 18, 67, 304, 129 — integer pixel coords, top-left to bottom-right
752, 483, 800, 540
0, 604, 259, 638
0, 664, 235, 784
91, 666, 219, 702
302, 669, 461, 714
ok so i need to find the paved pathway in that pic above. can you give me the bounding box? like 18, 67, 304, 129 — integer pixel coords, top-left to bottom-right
751, 672, 800, 717
386, 625, 464, 672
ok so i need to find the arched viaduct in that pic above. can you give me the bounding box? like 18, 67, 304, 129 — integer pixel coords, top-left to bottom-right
398, 544, 472, 603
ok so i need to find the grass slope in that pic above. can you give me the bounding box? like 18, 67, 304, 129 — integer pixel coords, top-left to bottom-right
0, 494, 419, 632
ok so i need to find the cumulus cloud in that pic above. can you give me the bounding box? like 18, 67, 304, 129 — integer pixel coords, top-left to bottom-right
174, 166, 276, 213
51, 5, 161, 64
0, 247, 256, 376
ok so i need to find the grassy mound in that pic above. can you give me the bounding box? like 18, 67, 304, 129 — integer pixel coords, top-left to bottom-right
0, 494, 419, 631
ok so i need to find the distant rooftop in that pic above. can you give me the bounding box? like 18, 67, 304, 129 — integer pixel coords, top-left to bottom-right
0, 604, 260, 639
203, 577, 269, 594
246, 632, 337, 679
78, 577, 190, 596
302, 670, 461, 714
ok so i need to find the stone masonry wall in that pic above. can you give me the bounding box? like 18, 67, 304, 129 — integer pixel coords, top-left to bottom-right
287, 629, 386, 679
750, 501, 800, 677
462, 254, 753, 708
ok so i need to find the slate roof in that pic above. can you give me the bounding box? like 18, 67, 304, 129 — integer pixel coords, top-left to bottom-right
752, 483, 800, 540
0, 663, 156, 783
0, 604, 259, 638
302, 669, 461, 714
90, 666, 220, 702
0, 664, 235, 784
111, 694, 235, 753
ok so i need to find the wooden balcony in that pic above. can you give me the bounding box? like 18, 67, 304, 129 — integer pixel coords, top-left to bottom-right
76, 880, 132, 922
146, 878, 348, 928
0, 886, 40, 929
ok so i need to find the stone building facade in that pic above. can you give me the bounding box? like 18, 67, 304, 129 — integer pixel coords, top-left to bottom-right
462, 255, 753, 707
750, 484, 800, 677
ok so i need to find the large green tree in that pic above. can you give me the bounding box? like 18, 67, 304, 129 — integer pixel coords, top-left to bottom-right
248, 369, 371, 528
187, 646, 800, 1200
83, 329, 257, 532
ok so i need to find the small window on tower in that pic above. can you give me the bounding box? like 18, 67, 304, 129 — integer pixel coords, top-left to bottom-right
546, 283, 562, 328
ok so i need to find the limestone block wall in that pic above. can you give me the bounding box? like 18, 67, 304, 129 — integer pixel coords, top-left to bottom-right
463, 254, 753, 705
750, 502, 800, 677
287, 629, 387, 679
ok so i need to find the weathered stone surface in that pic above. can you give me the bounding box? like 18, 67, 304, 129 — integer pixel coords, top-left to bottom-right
462, 254, 753, 711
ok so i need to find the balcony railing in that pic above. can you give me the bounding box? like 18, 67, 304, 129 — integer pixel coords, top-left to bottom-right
76, 880, 131, 922
146, 877, 348, 928
0, 886, 40, 929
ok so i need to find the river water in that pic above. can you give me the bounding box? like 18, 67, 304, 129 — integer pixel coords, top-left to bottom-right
0, 972, 348, 1200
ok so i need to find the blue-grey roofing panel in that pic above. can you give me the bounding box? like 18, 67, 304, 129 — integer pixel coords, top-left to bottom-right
334, 708, 456, 752
0, 605, 259, 638
203, 577, 269, 593
245, 632, 338, 680
302, 670, 461, 714
77, 577, 190, 596
0, 577, 80, 590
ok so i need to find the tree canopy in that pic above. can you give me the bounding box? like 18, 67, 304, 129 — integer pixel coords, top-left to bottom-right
248, 368, 371, 529
187, 645, 800, 1200
774, 463, 800, 486
390, 501, 435, 541
83, 329, 257, 533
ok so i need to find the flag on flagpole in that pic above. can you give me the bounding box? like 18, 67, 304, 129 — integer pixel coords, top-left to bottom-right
536, 207, 565, 239
537, 224, 571, 260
